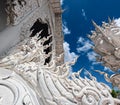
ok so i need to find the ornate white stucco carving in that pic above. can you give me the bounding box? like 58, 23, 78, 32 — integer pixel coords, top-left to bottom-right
0, 68, 40, 105
89, 19, 120, 72
89, 19, 120, 91
0, 33, 119, 105
6, 0, 38, 25
0, 0, 120, 105
95, 70, 120, 90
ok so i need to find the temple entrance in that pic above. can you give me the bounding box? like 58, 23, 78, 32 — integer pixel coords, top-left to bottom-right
0, 0, 7, 31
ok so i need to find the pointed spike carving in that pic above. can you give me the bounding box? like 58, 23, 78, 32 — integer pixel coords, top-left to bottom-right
94, 70, 111, 83
108, 16, 112, 24
85, 69, 96, 81
92, 20, 99, 29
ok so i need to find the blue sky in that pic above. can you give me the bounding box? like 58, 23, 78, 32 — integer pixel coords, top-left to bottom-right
61, 0, 120, 87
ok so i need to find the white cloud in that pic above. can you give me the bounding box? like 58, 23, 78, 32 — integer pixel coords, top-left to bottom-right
87, 51, 97, 62
87, 51, 101, 65
81, 9, 87, 20
92, 62, 101, 65
63, 42, 78, 62
77, 37, 84, 43
63, 42, 78, 75
60, 0, 64, 5
77, 37, 100, 65
77, 43, 91, 53
62, 22, 71, 35
104, 67, 113, 73
114, 18, 120, 27
77, 37, 93, 53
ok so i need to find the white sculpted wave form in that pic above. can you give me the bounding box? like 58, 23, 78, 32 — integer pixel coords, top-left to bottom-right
0, 35, 117, 105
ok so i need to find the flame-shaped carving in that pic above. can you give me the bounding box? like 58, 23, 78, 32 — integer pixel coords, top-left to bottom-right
1, 24, 120, 105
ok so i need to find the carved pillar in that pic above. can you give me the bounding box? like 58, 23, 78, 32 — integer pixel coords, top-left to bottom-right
55, 14, 64, 65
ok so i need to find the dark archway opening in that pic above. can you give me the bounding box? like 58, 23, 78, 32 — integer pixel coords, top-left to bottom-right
30, 18, 53, 65
0, 0, 7, 31
30, 18, 51, 39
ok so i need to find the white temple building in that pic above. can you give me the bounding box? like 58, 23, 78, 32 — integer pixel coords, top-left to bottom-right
0, 0, 120, 105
